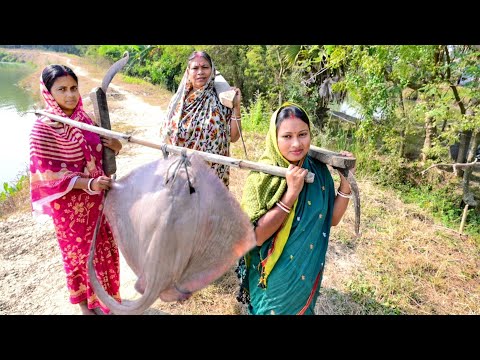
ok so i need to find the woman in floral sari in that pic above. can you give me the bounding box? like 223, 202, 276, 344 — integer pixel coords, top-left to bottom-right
29, 65, 122, 315
160, 50, 242, 187
237, 103, 355, 315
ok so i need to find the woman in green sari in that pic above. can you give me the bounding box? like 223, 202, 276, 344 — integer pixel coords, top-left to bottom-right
237, 102, 355, 315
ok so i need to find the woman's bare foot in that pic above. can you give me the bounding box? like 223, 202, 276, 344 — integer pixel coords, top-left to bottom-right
79, 301, 96, 315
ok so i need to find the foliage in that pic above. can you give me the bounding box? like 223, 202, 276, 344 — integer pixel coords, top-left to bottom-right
89, 45, 195, 92
204, 45, 250, 96
240, 91, 270, 133
288, 45, 348, 128
204, 45, 293, 108
1, 177, 25, 198
78, 44, 480, 237
96, 45, 141, 62
1, 45, 86, 55
315, 118, 355, 151
0, 51, 25, 62
345, 276, 404, 315
283, 69, 320, 124
401, 182, 480, 236
0, 175, 29, 218
150, 46, 195, 91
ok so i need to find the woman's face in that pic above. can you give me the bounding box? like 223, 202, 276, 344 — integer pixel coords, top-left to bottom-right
50, 75, 79, 116
277, 116, 311, 163
188, 57, 212, 90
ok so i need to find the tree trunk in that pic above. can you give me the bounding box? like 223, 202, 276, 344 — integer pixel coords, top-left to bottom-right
449, 83, 469, 176
456, 130, 472, 163
421, 114, 436, 162
462, 130, 479, 208
441, 118, 449, 132
399, 127, 406, 158
275, 47, 285, 108
398, 93, 407, 158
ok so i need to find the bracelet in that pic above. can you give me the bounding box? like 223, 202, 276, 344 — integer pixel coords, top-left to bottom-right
337, 189, 352, 199
231, 116, 242, 121
87, 178, 95, 192
278, 200, 291, 211
276, 202, 291, 214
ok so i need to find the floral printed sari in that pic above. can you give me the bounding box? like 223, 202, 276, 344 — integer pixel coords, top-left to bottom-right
160, 61, 233, 186
29, 74, 120, 313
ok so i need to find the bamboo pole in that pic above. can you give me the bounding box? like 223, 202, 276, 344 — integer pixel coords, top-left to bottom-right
33, 110, 315, 183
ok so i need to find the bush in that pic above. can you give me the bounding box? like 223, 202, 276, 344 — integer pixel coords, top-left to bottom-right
241, 91, 270, 133
0, 175, 30, 218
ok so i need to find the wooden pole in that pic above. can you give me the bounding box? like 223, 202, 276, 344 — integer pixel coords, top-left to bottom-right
309, 144, 356, 170
459, 203, 469, 234
33, 110, 315, 183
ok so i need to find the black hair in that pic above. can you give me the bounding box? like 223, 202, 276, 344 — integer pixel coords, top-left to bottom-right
276, 105, 310, 131
42, 65, 78, 93
187, 51, 213, 68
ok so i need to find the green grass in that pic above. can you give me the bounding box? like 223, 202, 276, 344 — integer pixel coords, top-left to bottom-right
121, 75, 149, 85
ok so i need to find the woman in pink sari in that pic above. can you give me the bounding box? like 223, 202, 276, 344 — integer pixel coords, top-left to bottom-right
29, 64, 122, 315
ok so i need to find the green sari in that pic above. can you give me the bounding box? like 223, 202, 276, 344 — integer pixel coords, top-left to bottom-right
238, 103, 334, 315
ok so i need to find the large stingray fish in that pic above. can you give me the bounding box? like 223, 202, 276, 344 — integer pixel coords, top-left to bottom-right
88, 153, 256, 314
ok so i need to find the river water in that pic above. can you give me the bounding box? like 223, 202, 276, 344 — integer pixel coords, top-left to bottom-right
0, 62, 36, 189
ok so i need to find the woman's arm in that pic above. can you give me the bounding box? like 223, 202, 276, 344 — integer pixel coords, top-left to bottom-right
254, 164, 307, 246
331, 151, 356, 226
73, 175, 114, 192
229, 87, 242, 143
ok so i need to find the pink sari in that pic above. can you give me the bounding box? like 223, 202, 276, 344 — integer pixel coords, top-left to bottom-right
29, 75, 120, 313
